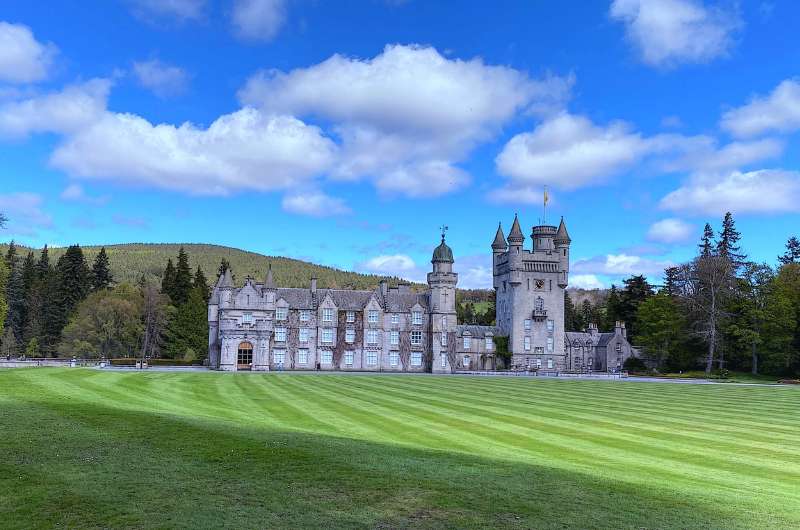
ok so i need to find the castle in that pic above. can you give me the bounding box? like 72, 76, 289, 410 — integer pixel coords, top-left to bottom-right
207, 215, 635, 372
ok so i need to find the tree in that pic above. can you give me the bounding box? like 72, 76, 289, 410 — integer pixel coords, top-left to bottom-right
618, 275, 654, 340
0, 212, 6, 228
42, 245, 91, 355
5, 240, 17, 268
162, 259, 176, 301
663, 266, 681, 297
171, 247, 193, 305
91, 247, 113, 291
218, 258, 231, 278
193, 266, 210, 304
0, 326, 17, 358
140, 281, 171, 360
0, 257, 7, 339
699, 223, 715, 257
716, 212, 746, 269
36, 245, 50, 280
581, 299, 596, 328
760, 264, 800, 375
564, 292, 580, 331
778, 236, 800, 265
603, 285, 623, 330
164, 286, 208, 361
729, 263, 774, 374
5, 261, 25, 344
59, 283, 144, 359
636, 292, 686, 370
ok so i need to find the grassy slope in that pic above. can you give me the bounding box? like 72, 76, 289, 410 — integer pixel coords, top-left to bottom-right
1, 370, 799, 529
0, 243, 417, 290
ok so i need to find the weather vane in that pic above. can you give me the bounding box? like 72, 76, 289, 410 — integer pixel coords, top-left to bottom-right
439, 224, 449, 240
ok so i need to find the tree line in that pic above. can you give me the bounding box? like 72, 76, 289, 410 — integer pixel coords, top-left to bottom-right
565, 212, 800, 377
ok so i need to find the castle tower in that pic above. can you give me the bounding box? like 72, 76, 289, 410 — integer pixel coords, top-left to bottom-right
429, 230, 458, 373
554, 217, 571, 288
491, 223, 507, 291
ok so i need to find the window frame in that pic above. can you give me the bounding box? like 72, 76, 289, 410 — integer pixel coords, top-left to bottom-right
410, 330, 422, 346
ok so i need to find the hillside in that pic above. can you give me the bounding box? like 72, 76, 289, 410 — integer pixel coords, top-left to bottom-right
0, 243, 418, 291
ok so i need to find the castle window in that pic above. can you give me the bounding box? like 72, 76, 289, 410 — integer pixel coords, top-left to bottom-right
322, 308, 333, 323
441, 354, 446, 367
440, 331, 447, 347
237, 342, 253, 367
273, 349, 285, 365
391, 314, 399, 325
346, 329, 355, 344
524, 319, 531, 331
411, 330, 422, 345
300, 310, 310, 322
321, 328, 334, 344
485, 337, 493, 350
242, 312, 253, 325
527, 278, 530, 290
524, 336, 531, 351
547, 319, 554, 333
275, 327, 287, 342
299, 328, 309, 343
390, 352, 399, 366
547, 337, 554, 352
463, 355, 471, 368
368, 310, 379, 323
411, 352, 422, 366
535, 358, 542, 368
412, 311, 422, 325
346, 311, 355, 323
547, 359, 554, 369
616, 343, 622, 353
276, 307, 288, 321
463, 336, 471, 349
535, 297, 544, 311
367, 329, 379, 345
366, 351, 377, 365
390, 331, 399, 345
298, 349, 309, 364
344, 351, 354, 366
321, 350, 333, 364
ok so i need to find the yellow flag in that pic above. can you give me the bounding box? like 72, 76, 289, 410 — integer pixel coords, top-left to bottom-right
543, 187, 549, 205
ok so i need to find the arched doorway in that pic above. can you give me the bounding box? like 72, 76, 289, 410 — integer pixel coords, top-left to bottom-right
237, 341, 253, 371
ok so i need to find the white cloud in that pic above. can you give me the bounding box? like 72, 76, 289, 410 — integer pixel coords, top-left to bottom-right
0, 192, 53, 236
281, 191, 350, 217
50, 107, 337, 195
356, 253, 426, 282
646, 218, 694, 243
454, 254, 493, 289
239, 44, 572, 197
573, 253, 673, 276
60, 184, 110, 205
0, 21, 57, 84
232, 0, 286, 42
487, 185, 548, 205
0, 79, 111, 138
570, 274, 606, 290
496, 113, 649, 190
666, 138, 783, 172
129, 0, 207, 21
720, 79, 800, 137
660, 169, 800, 215
133, 59, 190, 98
610, 0, 740, 68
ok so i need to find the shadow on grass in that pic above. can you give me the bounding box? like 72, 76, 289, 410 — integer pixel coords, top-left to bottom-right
0, 399, 753, 529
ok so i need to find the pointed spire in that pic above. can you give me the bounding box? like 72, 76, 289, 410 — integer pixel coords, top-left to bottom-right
492, 222, 507, 250
507, 214, 524, 244
265, 263, 275, 289
220, 267, 234, 288
555, 216, 571, 244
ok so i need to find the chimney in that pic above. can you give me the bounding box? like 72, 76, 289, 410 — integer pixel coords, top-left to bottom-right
380, 279, 388, 297
588, 323, 598, 336
616, 321, 627, 339
311, 277, 317, 294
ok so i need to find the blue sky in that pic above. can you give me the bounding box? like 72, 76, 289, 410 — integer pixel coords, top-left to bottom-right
1, 0, 799, 289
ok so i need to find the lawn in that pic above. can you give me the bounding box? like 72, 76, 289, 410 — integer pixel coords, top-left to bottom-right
1, 370, 798, 529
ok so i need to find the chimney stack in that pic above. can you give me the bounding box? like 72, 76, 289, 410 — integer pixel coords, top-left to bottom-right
311, 277, 317, 294
380, 279, 388, 296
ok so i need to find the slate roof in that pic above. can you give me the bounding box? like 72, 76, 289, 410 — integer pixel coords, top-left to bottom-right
555, 217, 571, 244
507, 214, 525, 243
566, 331, 615, 348
457, 324, 501, 337
382, 291, 429, 312
274, 288, 314, 309
491, 223, 507, 250
432, 237, 454, 263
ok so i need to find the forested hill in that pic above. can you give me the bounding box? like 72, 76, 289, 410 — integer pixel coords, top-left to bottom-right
0, 243, 417, 290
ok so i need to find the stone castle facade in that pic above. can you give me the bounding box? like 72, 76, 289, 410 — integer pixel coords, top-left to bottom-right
207, 215, 635, 372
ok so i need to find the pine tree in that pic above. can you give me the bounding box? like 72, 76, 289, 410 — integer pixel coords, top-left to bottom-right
162, 259, 176, 301
603, 285, 623, 330
619, 275, 654, 340
172, 247, 192, 305
5, 240, 17, 268
716, 212, 746, 268
581, 299, 595, 328
42, 245, 91, 355
564, 291, 580, 331
0, 257, 8, 339
193, 266, 210, 304
778, 236, 800, 265
164, 286, 208, 361
91, 246, 113, 291
36, 245, 50, 280
663, 266, 681, 297
5, 263, 25, 344
699, 223, 715, 257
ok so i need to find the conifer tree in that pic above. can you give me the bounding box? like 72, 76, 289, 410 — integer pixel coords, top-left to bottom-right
164, 286, 208, 361
603, 285, 623, 330
778, 236, 800, 265
172, 247, 193, 305
5, 240, 17, 268
564, 291, 580, 331
699, 223, 715, 257
581, 299, 596, 328
36, 245, 50, 280
91, 247, 113, 291
0, 256, 8, 339
162, 259, 176, 301
716, 212, 746, 268
56, 245, 91, 315
193, 266, 210, 304
5, 263, 25, 344
218, 258, 231, 278
663, 266, 681, 297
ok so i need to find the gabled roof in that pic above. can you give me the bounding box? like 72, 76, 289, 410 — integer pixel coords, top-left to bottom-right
383, 291, 429, 312
457, 324, 501, 338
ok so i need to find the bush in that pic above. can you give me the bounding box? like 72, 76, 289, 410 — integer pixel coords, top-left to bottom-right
148, 358, 202, 366
623, 356, 646, 371
110, 358, 137, 366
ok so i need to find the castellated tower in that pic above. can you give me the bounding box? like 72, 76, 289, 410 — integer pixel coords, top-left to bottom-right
429, 232, 458, 373
493, 215, 571, 370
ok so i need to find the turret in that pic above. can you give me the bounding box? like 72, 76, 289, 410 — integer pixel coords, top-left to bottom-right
507, 214, 524, 272
428, 229, 458, 373
491, 222, 507, 265
554, 217, 571, 287
532, 224, 556, 252
219, 267, 234, 305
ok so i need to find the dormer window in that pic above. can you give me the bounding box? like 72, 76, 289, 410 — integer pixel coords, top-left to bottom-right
300, 310, 310, 322
412, 311, 422, 325
242, 312, 253, 325
368, 310, 379, 324
276, 307, 288, 321
322, 308, 334, 323
346, 311, 355, 323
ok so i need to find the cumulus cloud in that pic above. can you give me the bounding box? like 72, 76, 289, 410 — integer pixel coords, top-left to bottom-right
720, 79, 800, 137
60, 183, 110, 205
573, 253, 673, 276
281, 190, 350, 217
0, 21, 57, 84
0, 192, 53, 236
610, 0, 740, 68
660, 169, 800, 215
232, 0, 286, 42
570, 274, 606, 290
0, 79, 111, 138
487, 185, 548, 205
356, 253, 426, 282
646, 218, 694, 243
128, 0, 207, 21
454, 254, 493, 289
133, 59, 190, 98
240, 44, 572, 196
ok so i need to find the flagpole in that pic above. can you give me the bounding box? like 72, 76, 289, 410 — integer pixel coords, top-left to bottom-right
543, 185, 547, 225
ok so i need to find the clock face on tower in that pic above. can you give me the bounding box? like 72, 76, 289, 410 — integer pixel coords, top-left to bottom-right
535, 279, 545, 289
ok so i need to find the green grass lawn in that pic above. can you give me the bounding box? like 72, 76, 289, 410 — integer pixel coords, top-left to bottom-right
1, 370, 799, 529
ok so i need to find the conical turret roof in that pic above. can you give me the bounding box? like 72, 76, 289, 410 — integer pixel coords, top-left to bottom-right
555, 217, 571, 244
220, 267, 234, 288
491, 223, 507, 250
507, 214, 525, 244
